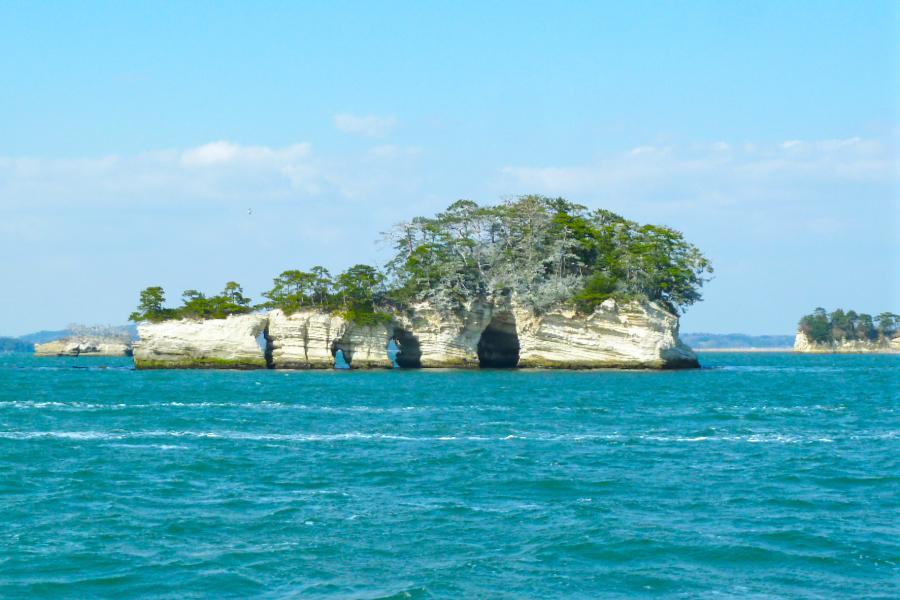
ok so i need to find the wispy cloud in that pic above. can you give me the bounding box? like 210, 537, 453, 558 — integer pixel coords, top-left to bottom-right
499, 137, 895, 196
179, 140, 311, 167
0, 139, 421, 206
333, 113, 397, 138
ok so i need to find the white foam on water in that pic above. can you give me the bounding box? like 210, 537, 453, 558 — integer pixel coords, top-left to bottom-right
0, 430, 853, 444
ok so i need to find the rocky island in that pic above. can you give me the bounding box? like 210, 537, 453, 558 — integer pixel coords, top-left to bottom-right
131, 196, 711, 369
794, 308, 899, 354
34, 325, 133, 357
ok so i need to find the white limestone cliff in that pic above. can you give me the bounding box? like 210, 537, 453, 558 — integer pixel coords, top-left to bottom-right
266, 309, 343, 369
513, 299, 697, 368
266, 309, 393, 369
335, 322, 394, 369
794, 331, 900, 354
132, 313, 268, 369
392, 297, 697, 369
392, 299, 494, 368
34, 338, 132, 357
130, 299, 697, 370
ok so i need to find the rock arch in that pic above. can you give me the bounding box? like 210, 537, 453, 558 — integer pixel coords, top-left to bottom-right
476, 311, 520, 368
392, 327, 423, 368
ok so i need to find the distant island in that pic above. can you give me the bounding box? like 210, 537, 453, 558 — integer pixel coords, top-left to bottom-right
681, 333, 794, 351
33, 324, 134, 357
795, 308, 899, 353
129, 196, 712, 370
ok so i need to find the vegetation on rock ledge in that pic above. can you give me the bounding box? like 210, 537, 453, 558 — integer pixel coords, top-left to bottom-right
798, 308, 898, 344
129, 283, 253, 323
130, 196, 713, 324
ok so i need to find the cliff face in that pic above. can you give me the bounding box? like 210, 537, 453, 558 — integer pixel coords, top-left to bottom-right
794, 331, 900, 354
392, 300, 494, 368
513, 299, 697, 369
266, 309, 343, 369
335, 322, 394, 369
132, 314, 268, 369
266, 309, 393, 369
132, 298, 697, 370
391, 297, 697, 369
34, 338, 132, 357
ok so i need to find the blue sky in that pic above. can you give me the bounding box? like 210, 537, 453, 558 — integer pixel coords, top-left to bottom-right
1, 1, 897, 335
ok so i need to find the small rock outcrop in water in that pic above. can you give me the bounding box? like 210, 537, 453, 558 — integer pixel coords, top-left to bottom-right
34, 338, 132, 357
132, 299, 696, 369
793, 331, 900, 354
132, 314, 267, 369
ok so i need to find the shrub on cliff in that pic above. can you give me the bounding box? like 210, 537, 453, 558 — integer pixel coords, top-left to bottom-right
260, 264, 391, 325
129, 282, 252, 322
129, 286, 172, 323
258, 267, 333, 313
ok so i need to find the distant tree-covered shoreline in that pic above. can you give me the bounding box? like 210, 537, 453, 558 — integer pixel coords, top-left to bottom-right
798, 308, 898, 344
130, 196, 713, 324
0, 337, 33, 352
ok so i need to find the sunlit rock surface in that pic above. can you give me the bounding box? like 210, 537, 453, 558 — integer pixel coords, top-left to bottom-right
266, 309, 393, 369
794, 331, 900, 354
267, 309, 344, 369
392, 300, 494, 368
393, 297, 697, 369
513, 299, 698, 369
34, 338, 132, 357
336, 323, 394, 369
132, 314, 268, 369
131, 299, 698, 369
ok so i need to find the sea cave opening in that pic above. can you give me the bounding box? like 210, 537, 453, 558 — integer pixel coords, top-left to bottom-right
477, 314, 520, 368
392, 328, 422, 368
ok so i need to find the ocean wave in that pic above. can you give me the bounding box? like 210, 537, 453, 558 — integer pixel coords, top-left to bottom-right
0, 430, 871, 444
0, 400, 518, 413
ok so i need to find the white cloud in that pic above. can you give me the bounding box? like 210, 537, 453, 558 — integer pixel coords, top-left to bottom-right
179, 141, 311, 167
333, 113, 397, 137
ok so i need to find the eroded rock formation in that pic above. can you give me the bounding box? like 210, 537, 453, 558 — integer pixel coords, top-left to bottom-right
513, 299, 697, 368
132, 298, 698, 369
132, 313, 268, 369
266, 309, 393, 369
392, 297, 697, 369
391, 300, 494, 368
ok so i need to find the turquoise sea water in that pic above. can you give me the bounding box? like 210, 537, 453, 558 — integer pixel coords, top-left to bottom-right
0, 352, 897, 598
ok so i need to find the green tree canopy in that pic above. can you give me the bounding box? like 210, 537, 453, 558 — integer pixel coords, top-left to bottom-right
385, 196, 713, 314
799, 308, 898, 343
128, 286, 171, 322
131, 196, 716, 323
129, 283, 253, 322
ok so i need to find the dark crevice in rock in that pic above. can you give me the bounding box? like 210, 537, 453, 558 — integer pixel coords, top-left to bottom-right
263, 323, 275, 369
477, 313, 520, 368
392, 328, 422, 368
